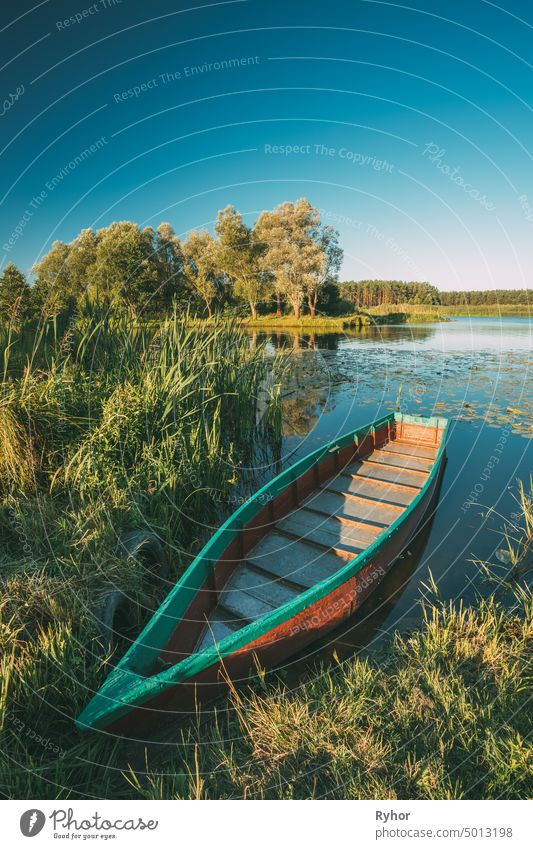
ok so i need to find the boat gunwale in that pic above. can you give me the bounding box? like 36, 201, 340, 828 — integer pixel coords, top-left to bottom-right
76, 411, 449, 729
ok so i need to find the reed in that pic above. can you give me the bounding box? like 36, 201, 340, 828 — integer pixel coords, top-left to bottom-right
0, 314, 281, 796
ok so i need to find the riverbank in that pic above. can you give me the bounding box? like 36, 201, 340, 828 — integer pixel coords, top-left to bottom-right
3, 566, 530, 798
189, 310, 449, 331
241, 313, 372, 329
366, 305, 449, 323
438, 304, 532, 317
368, 303, 531, 319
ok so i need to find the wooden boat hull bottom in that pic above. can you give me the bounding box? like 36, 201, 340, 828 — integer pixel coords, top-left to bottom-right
108, 455, 445, 737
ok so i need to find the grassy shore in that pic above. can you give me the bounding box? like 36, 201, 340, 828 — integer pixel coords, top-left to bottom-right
242, 312, 369, 329
369, 303, 531, 319
0, 315, 531, 799
186, 313, 373, 330
437, 304, 532, 317
190, 310, 449, 331
366, 305, 449, 323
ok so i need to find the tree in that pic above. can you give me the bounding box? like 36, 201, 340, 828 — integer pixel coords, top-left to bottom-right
255, 199, 331, 319
31, 240, 75, 321
215, 206, 266, 319
66, 228, 98, 300
303, 224, 343, 317
339, 280, 441, 309
153, 223, 186, 310
91, 222, 158, 317
0, 263, 31, 328
182, 230, 221, 318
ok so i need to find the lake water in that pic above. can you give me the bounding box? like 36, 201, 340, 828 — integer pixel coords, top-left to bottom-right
253, 317, 533, 671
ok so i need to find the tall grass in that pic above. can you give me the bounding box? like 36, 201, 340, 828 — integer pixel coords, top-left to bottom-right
0, 314, 281, 798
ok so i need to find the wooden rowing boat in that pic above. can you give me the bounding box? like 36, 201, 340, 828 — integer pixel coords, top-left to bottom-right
77, 411, 449, 734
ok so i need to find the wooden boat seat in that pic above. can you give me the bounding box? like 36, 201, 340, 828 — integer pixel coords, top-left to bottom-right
368, 449, 433, 473
195, 436, 433, 652
348, 459, 428, 488
278, 507, 379, 554
324, 472, 418, 506
302, 489, 402, 527
247, 531, 346, 588
196, 562, 303, 652
380, 441, 438, 461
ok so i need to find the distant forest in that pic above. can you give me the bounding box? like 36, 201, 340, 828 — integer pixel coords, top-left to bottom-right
438, 289, 532, 306
339, 280, 532, 308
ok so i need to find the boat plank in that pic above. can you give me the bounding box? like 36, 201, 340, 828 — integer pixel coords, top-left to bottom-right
223, 586, 276, 621
247, 531, 346, 588
278, 507, 379, 553
349, 460, 426, 488
384, 441, 438, 460
325, 474, 418, 506
370, 449, 433, 472
303, 489, 402, 527
196, 608, 240, 652
221, 564, 300, 609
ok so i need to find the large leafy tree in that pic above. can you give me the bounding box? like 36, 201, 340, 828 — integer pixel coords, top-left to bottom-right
153, 223, 187, 310
303, 224, 343, 317
0, 263, 31, 328
66, 228, 98, 301
31, 240, 76, 320
215, 206, 266, 319
255, 199, 327, 319
182, 230, 221, 318
91, 222, 159, 317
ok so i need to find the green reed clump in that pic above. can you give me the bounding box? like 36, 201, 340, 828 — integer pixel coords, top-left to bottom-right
0, 313, 281, 798
0, 315, 278, 538
0, 396, 36, 491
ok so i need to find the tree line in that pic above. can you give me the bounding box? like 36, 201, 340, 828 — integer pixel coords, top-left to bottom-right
339, 280, 441, 307
438, 289, 532, 306
339, 280, 532, 308
2, 206, 531, 327
0, 199, 343, 327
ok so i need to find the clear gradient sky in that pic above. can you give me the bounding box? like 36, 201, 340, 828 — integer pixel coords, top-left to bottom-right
1, 0, 533, 289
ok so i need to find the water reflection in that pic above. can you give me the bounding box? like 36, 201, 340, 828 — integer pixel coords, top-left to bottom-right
252, 323, 439, 352
253, 330, 342, 351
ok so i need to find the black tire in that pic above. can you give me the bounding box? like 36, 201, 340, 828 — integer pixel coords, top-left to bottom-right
93, 589, 131, 648
92, 529, 167, 649
118, 528, 168, 579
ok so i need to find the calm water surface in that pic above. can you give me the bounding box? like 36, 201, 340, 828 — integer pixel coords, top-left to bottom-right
253, 317, 533, 672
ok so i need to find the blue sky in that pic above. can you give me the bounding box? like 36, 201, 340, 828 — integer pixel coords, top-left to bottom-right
1, 0, 533, 289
